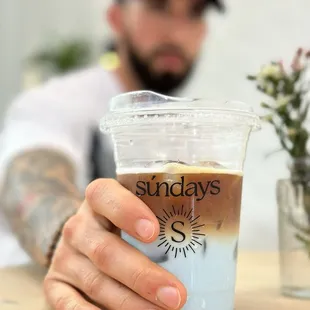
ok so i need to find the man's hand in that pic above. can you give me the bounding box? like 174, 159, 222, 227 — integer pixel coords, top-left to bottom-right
44, 179, 187, 310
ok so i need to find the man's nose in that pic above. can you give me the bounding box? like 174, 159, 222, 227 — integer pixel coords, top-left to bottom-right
163, 17, 192, 44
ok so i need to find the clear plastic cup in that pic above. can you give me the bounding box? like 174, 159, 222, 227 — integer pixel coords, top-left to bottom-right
100, 91, 260, 310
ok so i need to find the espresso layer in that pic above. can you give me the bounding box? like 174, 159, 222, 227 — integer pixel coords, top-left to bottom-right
118, 163, 243, 237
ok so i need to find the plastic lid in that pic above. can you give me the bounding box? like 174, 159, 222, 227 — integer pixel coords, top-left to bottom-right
100, 91, 261, 132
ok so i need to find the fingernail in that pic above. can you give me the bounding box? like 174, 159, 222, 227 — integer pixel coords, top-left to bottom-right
135, 219, 155, 240
156, 286, 181, 309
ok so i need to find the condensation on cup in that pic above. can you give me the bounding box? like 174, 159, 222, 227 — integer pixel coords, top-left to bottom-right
100, 91, 260, 310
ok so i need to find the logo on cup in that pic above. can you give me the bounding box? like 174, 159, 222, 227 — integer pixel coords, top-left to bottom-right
157, 205, 206, 258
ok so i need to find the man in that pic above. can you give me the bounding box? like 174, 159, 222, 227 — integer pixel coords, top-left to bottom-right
0, 0, 224, 309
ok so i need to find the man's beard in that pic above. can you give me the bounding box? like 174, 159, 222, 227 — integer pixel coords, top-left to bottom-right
126, 41, 196, 95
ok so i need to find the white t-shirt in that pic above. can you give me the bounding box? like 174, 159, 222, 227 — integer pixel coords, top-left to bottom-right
0, 66, 281, 268
0, 67, 122, 267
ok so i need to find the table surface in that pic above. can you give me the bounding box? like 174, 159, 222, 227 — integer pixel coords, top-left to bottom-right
0, 251, 309, 310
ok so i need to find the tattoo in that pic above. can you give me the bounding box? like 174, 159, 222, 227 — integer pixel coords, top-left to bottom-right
1, 149, 82, 266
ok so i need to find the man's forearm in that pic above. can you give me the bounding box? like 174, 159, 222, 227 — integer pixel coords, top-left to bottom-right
1, 149, 82, 266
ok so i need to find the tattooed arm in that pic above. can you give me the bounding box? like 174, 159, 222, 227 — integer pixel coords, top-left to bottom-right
0, 148, 82, 267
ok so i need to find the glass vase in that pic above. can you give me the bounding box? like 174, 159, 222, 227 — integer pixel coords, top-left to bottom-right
277, 178, 310, 299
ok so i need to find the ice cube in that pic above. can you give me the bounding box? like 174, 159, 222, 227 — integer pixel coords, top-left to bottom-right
144, 160, 188, 171
163, 161, 189, 174
199, 161, 225, 169
162, 161, 227, 174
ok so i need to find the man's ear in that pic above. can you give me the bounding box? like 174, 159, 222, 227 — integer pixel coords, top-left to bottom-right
106, 4, 123, 36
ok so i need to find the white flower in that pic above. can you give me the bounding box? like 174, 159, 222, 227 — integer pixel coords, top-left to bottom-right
257, 77, 265, 87
259, 64, 284, 80
266, 84, 275, 96
276, 95, 292, 108
262, 114, 273, 122
287, 128, 297, 137
257, 77, 275, 96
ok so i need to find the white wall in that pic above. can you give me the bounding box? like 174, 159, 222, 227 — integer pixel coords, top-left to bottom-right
19, 0, 94, 57
92, 0, 114, 44
0, 0, 101, 124
0, 1, 23, 119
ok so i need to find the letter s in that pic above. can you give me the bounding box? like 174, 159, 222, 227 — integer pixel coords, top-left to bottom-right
136, 181, 146, 196
210, 180, 221, 195
171, 221, 186, 243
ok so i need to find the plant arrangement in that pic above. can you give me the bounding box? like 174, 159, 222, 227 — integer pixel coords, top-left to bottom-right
247, 48, 310, 256
29, 38, 92, 74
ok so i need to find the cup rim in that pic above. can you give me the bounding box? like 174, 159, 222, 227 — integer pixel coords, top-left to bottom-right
100, 91, 261, 133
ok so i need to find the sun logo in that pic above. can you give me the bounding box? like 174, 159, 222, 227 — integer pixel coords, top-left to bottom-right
156, 205, 206, 258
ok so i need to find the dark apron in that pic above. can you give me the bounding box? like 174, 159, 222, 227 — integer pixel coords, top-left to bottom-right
89, 130, 116, 180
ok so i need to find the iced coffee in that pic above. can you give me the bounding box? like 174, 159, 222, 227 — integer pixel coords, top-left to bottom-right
100, 91, 260, 309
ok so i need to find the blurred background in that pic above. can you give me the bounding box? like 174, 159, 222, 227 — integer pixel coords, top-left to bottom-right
0, 0, 310, 251
2, 0, 309, 116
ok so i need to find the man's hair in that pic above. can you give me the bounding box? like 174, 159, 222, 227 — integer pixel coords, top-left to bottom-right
107, 0, 225, 52
115, 0, 225, 12
205, 0, 225, 11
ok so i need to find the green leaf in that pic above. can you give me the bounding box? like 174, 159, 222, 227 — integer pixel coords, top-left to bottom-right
264, 148, 284, 159
295, 233, 310, 254
257, 85, 268, 95
261, 114, 274, 123
247, 75, 257, 81
261, 102, 273, 109
28, 38, 92, 74
291, 128, 309, 157
274, 124, 291, 152
292, 69, 305, 83
300, 102, 310, 123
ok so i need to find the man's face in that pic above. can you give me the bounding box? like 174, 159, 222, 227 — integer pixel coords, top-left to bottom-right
114, 0, 209, 94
